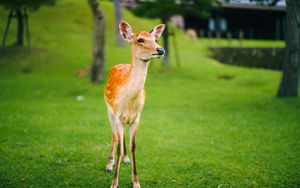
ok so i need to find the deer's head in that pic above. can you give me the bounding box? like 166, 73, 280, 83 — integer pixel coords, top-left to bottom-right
119, 21, 165, 62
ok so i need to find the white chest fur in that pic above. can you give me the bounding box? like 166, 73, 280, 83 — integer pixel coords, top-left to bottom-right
116, 61, 148, 124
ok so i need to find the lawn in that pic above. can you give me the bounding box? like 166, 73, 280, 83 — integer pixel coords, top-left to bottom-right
0, 1, 299, 187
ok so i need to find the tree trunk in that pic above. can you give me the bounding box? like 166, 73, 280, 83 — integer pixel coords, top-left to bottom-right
2, 10, 13, 46
162, 19, 169, 67
114, 0, 124, 47
277, 0, 300, 97
16, 9, 24, 46
88, 0, 105, 83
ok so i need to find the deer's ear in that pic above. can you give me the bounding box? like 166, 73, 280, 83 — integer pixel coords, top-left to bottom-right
150, 24, 165, 40
119, 21, 133, 42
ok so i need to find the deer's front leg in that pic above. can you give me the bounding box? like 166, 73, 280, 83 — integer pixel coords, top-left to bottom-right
106, 132, 116, 172
130, 116, 140, 188
111, 118, 124, 188
123, 132, 131, 164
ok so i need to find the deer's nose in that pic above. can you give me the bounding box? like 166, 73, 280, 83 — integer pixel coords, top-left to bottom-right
156, 48, 165, 55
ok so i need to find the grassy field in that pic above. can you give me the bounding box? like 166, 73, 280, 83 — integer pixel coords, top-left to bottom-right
0, 1, 299, 187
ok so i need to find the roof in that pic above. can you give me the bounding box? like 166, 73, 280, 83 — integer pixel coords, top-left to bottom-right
219, 2, 286, 12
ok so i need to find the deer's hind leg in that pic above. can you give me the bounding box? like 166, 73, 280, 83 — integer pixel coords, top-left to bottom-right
106, 109, 116, 172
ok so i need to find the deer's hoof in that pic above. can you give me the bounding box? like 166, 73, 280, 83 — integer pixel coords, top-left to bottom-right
133, 181, 140, 188
111, 180, 118, 188
124, 156, 131, 164
106, 168, 112, 173
106, 159, 114, 173
105, 165, 113, 173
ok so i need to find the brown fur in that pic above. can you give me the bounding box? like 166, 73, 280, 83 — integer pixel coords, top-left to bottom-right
104, 21, 165, 188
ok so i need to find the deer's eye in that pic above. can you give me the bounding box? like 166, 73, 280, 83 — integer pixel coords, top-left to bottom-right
137, 38, 144, 43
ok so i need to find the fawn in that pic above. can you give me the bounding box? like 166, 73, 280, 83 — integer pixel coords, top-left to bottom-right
104, 21, 165, 188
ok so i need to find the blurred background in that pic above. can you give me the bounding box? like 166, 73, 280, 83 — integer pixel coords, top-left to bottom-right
0, 0, 299, 187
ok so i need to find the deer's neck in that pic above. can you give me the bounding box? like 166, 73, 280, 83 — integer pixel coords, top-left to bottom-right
126, 51, 149, 95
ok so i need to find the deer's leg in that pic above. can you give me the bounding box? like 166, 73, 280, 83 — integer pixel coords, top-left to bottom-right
111, 119, 124, 188
130, 117, 140, 188
106, 132, 116, 172
123, 132, 131, 164
106, 111, 116, 172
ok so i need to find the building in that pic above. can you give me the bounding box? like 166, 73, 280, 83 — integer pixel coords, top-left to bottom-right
184, 0, 286, 40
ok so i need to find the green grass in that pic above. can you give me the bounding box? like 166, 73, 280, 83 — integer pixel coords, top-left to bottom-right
0, 1, 299, 187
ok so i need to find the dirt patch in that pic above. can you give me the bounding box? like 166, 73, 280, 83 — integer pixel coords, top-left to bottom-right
217, 74, 234, 80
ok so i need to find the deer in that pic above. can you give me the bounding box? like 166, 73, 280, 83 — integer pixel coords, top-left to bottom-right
186, 28, 197, 39
104, 21, 165, 188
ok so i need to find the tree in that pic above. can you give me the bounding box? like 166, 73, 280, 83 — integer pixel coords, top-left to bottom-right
0, 0, 56, 46
88, 0, 106, 83
114, 0, 124, 47
277, 0, 300, 97
132, 0, 216, 66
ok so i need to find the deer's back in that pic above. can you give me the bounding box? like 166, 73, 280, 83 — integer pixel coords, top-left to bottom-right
105, 64, 131, 108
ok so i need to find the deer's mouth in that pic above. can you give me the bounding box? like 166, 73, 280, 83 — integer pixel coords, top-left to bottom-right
139, 54, 163, 62
152, 53, 163, 58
